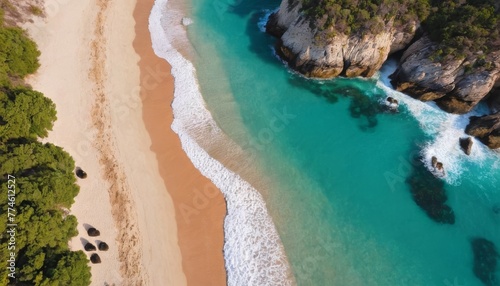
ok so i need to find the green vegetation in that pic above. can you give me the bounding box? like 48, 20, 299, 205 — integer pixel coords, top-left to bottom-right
298, 0, 499, 60
298, 0, 431, 35
29, 5, 43, 17
425, 0, 499, 57
0, 8, 91, 286
0, 26, 40, 84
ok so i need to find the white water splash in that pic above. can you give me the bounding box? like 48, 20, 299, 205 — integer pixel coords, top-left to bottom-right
149, 1, 293, 285
376, 59, 496, 185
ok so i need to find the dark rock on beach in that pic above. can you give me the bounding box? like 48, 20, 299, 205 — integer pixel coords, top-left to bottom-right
459, 137, 473, 155
98, 242, 109, 251
465, 113, 500, 149
84, 242, 96, 251
76, 168, 87, 179
90, 253, 101, 264
471, 238, 499, 286
87, 228, 100, 237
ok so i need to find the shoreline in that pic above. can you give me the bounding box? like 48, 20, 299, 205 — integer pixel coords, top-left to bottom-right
149, 0, 295, 284
25, 0, 192, 284
134, 0, 227, 285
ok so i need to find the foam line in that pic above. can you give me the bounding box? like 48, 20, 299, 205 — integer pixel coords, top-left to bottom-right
149, 1, 293, 285
376, 59, 497, 184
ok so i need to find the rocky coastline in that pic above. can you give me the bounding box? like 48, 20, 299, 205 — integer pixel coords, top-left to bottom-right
266, 0, 500, 150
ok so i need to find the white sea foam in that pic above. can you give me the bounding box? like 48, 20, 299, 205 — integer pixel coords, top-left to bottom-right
258, 9, 277, 33
149, 1, 293, 285
376, 59, 496, 184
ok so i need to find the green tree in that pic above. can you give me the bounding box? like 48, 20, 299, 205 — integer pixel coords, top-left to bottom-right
0, 26, 40, 83
0, 88, 57, 141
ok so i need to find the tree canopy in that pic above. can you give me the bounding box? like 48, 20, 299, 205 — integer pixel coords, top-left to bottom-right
425, 0, 500, 57
298, 0, 431, 35
0, 6, 91, 286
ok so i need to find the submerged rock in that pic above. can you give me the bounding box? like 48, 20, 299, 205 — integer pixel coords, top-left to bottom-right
471, 238, 499, 286
406, 160, 455, 224
459, 137, 473, 155
465, 113, 500, 149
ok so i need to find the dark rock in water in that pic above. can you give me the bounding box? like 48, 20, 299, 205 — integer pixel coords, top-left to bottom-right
436, 162, 443, 171
84, 242, 96, 251
385, 97, 399, 111
98, 242, 109, 251
406, 160, 455, 224
431, 156, 438, 168
430, 156, 445, 176
76, 168, 87, 179
493, 204, 500, 214
466, 113, 500, 149
459, 137, 473, 155
90, 253, 101, 264
87, 228, 100, 237
471, 238, 499, 286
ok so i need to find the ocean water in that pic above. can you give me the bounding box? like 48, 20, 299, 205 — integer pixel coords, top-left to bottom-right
153, 0, 500, 285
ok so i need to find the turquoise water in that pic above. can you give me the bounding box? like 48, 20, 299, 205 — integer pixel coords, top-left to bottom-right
186, 0, 500, 285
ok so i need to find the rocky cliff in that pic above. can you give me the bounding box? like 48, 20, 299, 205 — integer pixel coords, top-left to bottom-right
391, 36, 500, 114
466, 113, 500, 149
266, 0, 418, 78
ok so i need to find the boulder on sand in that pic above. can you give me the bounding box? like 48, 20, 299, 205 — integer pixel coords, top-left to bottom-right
87, 228, 100, 237
84, 242, 96, 251
75, 168, 87, 179
98, 241, 109, 251
90, 253, 101, 264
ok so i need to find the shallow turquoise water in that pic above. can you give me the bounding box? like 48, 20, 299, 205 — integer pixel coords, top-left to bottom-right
186, 0, 500, 285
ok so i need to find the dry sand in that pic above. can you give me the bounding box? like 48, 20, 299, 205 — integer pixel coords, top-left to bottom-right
21, 0, 226, 284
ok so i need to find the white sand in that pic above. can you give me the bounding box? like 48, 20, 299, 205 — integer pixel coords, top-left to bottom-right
25, 0, 186, 285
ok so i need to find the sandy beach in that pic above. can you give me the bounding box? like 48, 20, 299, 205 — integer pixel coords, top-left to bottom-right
134, 0, 227, 285
22, 0, 228, 284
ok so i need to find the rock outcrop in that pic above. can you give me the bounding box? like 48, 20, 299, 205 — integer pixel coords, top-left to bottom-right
266, 0, 418, 78
459, 137, 473, 155
465, 113, 500, 149
392, 35, 500, 114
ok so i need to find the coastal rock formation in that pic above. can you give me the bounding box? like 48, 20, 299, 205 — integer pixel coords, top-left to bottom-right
465, 113, 500, 149
471, 238, 499, 286
487, 83, 500, 113
266, 0, 418, 78
459, 137, 473, 155
431, 156, 445, 177
392, 35, 500, 114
